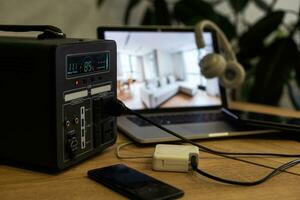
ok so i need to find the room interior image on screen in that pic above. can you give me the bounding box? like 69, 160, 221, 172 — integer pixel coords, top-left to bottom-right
104, 31, 221, 110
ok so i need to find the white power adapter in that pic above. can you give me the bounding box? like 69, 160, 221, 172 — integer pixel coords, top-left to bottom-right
152, 144, 199, 172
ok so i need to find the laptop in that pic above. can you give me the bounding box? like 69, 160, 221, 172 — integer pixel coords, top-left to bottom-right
98, 26, 274, 143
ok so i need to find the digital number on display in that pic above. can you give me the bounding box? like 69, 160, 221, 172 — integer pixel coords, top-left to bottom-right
66, 51, 109, 77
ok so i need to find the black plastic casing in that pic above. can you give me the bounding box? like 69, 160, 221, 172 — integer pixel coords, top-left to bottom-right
0, 37, 117, 172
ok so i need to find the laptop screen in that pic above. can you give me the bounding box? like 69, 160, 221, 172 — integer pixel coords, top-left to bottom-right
100, 28, 221, 110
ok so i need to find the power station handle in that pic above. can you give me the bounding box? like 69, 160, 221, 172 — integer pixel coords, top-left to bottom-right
0, 25, 66, 39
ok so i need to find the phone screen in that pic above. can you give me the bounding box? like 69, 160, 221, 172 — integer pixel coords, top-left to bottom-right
88, 164, 184, 200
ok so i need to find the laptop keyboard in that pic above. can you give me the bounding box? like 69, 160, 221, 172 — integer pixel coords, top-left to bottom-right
127, 112, 224, 127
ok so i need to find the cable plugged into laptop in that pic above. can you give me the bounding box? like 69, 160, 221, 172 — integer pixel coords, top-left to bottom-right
110, 99, 300, 186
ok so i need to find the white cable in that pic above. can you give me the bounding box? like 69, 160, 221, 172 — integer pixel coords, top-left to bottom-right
116, 142, 153, 159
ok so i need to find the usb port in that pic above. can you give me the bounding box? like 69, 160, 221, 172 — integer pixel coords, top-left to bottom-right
81, 129, 85, 137
81, 119, 84, 127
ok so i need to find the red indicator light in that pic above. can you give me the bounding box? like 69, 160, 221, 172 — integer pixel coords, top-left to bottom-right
75, 80, 80, 86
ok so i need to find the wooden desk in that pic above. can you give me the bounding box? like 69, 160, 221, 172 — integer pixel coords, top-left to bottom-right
1, 102, 300, 199
229, 101, 300, 118
1, 132, 300, 200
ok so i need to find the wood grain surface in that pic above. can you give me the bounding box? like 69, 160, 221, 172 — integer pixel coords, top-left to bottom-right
1, 103, 300, 200
1, 132, 300, 200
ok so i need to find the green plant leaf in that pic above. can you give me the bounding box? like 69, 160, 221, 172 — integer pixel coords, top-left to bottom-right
287, 81, 300, 110
154, 0, 171, 25
248, 37, 298, 105
174, 0, 216, 24
296, 54, 300, 87
135, 0, 172, 25
238, 11, 284, 59
124, 0, 141, 24
141, 7, 156, 25
253, 0, 270, 12
96, 0, 106, 8
174, 0, 236, 39
229, 0, 249, 13
216, 14, 236, 40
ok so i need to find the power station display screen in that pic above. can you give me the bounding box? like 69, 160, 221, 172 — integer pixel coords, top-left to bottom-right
66, 51, 109, 77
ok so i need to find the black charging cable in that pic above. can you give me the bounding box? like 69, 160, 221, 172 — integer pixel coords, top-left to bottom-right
190, 156, 300, 186
111, 99, 300, 186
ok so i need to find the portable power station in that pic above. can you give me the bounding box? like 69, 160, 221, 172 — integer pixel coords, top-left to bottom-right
0, 25, 117, 171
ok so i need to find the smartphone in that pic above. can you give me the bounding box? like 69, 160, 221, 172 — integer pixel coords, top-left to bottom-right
222, 108, 300, 132
88, 164, 184, 200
